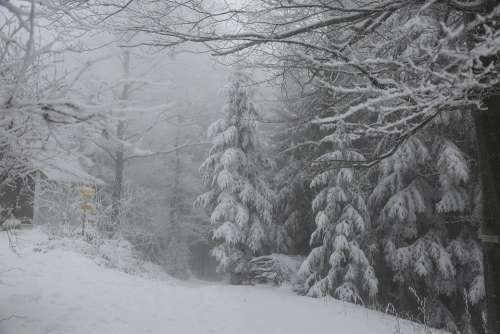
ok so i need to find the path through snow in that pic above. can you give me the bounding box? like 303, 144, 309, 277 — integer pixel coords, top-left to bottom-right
1, 229, 435, 334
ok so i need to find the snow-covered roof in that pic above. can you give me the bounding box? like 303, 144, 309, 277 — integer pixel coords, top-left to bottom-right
31, 152, 105, 185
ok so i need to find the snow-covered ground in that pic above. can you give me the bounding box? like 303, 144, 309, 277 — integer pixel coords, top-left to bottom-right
1, 229, 436, 334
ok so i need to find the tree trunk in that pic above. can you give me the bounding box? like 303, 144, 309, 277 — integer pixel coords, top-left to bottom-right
474, 96, 500, 333
467, 2, 500, 331
169, 114, 181, 231
165, 112, 190, 278
111, 120, 125, 224
111, 50, 130, 226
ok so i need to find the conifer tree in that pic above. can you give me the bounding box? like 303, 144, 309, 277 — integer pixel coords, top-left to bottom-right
196, 71, 274, 282
298, 123, 378, 303
272, 90, 319, 255
368, 126, 484, 331
435, 116, 485, 332
368, 135, 454, 328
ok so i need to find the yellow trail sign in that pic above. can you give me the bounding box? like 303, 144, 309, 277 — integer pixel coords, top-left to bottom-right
79, 187, 96, 236
79, 187, 95, 201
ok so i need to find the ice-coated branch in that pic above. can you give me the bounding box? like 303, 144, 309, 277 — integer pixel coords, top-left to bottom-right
124, 141, 211, 161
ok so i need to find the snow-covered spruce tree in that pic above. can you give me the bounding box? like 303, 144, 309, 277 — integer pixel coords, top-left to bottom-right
368, 135, 455, 328
434, 114, 485, 333
272, 78, 321, 255
273, 153, 314, 255
368, 125, 484, 331
297, 123, 378, 303
195, 71, 274, 282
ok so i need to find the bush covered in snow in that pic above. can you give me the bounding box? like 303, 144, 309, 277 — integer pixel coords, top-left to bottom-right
32, 227, 171, 281
247, 254, 305, 285
1, 216, 22, 230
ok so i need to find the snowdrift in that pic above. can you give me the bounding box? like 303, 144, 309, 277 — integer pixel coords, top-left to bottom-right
0, 229, 443, 334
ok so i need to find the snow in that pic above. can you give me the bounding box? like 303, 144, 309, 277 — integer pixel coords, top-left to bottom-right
1, 229, 441, 334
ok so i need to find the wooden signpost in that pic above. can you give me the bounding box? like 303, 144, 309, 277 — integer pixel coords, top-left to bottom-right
79, 187, 95, 236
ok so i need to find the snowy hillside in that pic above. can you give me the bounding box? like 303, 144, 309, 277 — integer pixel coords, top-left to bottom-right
1, 229, 438, 334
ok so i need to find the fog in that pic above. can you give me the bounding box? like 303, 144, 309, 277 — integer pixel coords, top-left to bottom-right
1, 1, 499, 333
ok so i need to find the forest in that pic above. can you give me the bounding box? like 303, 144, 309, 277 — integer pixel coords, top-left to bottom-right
1, 1, 500, 334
